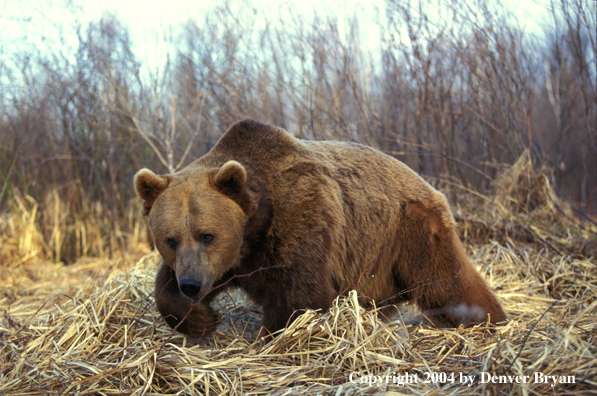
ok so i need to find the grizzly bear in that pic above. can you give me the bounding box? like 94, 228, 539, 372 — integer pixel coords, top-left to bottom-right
135, 119, 506, 338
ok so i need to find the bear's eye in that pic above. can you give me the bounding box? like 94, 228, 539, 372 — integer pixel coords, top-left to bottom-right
166, 238, 178, 249
200, 234, 214, 244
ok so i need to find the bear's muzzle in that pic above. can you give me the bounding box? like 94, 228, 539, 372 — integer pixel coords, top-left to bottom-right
179, 278, 202, 300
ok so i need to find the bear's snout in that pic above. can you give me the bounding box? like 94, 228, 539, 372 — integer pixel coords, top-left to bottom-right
179, 279, 202, 300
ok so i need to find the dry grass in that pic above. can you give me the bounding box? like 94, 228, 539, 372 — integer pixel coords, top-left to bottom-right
1, 159, 596, 395
0, 192, 151, 265
455, 150, 597, 258
1, 245, 595, 395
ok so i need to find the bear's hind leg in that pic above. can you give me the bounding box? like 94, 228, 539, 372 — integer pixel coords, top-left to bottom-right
398, 201, 506, 327
154, 261, 221, 338
419, 237, 507, 327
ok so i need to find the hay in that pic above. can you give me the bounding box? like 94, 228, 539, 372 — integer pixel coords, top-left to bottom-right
1, 241, 596, 395
457, 150, 597, 258
1, 155, 596, 395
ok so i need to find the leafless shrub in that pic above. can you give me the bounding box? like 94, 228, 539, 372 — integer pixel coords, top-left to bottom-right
0, 0, 594, 262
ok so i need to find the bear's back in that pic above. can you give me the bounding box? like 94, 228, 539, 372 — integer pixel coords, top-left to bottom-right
211, 120, 435, 201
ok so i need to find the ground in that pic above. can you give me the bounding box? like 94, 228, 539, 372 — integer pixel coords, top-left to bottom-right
0, 157, 596, 395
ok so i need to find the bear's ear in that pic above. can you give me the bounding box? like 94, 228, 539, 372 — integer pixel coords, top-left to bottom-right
214, 161, 247, 196
134, 168, 172, 216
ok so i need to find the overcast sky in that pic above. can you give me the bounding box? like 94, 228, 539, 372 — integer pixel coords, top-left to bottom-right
1, 0, 551, 49
1, 0, 384, 49
1, 0, 555, 83
1, 0, 388, 83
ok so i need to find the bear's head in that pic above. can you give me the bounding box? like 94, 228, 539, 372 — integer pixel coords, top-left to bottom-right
134, 161, 253, 301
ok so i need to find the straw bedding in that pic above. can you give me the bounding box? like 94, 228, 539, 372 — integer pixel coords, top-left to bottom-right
1, 157, 596, 395
1, 241, 595, 395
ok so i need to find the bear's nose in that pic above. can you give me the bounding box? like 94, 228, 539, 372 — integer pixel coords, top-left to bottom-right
179, 279, 202, 300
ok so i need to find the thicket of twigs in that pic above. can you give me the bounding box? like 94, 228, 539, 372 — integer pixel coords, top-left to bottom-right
1, 0, 595, 262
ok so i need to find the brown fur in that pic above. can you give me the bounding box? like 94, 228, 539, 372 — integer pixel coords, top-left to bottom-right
135, 119, 506, 338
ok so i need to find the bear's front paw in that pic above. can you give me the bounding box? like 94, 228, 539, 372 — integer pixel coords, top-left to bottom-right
158, 298, 221, 338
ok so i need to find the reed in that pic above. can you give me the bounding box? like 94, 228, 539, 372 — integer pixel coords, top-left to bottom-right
0, 191, 151, 265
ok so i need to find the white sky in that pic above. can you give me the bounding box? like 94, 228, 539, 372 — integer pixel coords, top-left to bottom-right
0, 0, 554, 83
0, 0, 551, 47
0, 0, 383, 46
0, 0, 385, 78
